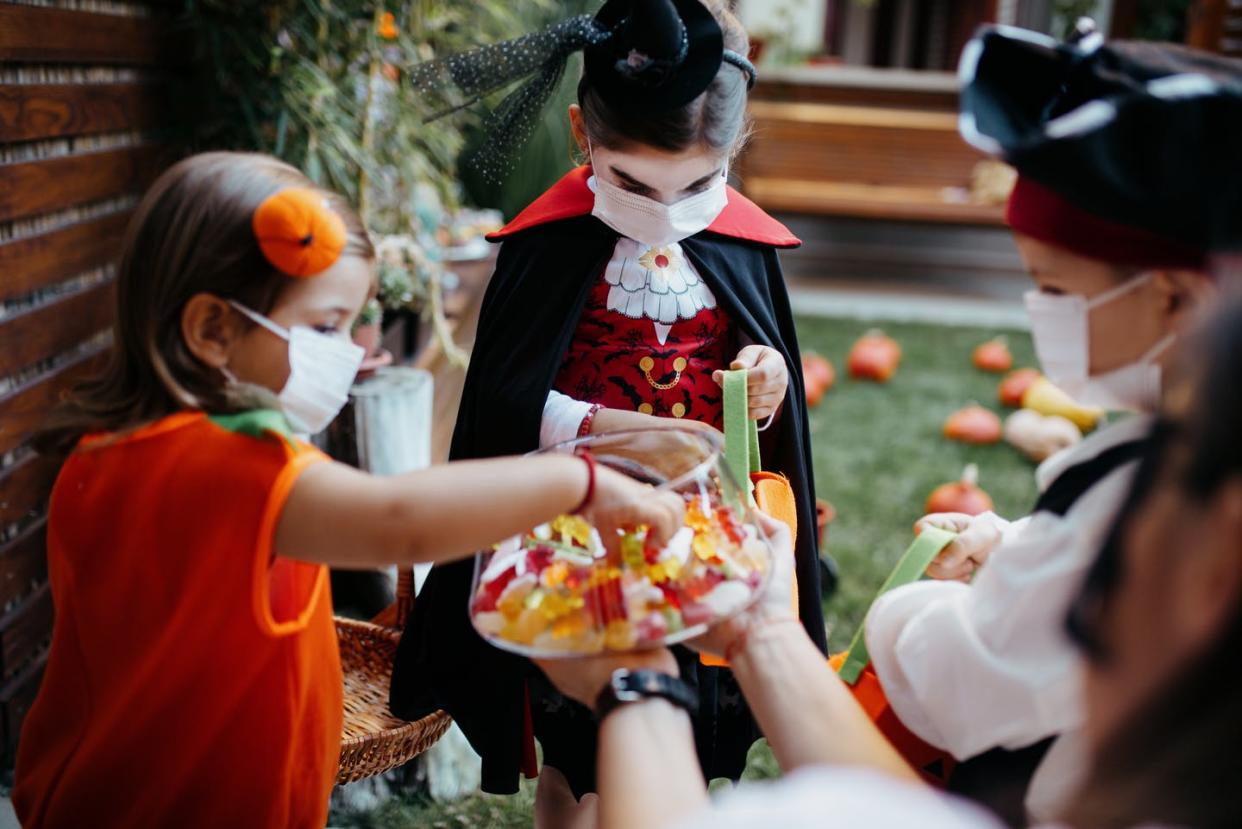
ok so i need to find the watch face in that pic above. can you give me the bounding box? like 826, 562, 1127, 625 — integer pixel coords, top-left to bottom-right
611, 669, 641, 702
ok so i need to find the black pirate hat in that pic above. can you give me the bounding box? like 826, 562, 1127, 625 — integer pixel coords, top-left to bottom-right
408, 0, 755, 182
959, 25, 1242, 267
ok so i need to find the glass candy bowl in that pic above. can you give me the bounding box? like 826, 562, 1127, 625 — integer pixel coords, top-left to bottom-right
469, 428, 773, 658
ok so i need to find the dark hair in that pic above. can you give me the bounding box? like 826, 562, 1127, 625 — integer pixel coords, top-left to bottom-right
40, 151, 374, 453
1063, 292, 1242, 828
578, 0, 751, 157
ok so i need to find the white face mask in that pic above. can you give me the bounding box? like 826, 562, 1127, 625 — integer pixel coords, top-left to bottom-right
588, 143, 728, 248
228, 301, 365, 434
1023, 272, 1174, 412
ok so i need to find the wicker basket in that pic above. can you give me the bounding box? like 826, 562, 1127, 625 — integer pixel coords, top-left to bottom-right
336, 569, 451, 784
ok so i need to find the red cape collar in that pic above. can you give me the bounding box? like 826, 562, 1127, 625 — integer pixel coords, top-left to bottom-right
486, 166, 800, 248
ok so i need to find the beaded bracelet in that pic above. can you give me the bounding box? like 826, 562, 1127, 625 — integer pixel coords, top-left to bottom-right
578, 403, 603, 439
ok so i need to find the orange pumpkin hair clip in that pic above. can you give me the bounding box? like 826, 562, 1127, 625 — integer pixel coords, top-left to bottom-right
252, 187, 348, 277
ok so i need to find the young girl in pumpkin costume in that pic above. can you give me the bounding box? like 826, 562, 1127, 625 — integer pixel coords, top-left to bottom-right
390, 1, 829, 824
11, 152, 684, 829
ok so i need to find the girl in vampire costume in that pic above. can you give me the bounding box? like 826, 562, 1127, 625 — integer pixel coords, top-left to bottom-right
390, 0, 833, 821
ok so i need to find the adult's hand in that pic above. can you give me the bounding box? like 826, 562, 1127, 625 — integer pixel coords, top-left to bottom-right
689, 511, 800, 660
535, 647, 680, 710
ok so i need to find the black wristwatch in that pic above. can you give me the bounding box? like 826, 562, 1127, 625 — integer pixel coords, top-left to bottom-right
594, 669, 699, 721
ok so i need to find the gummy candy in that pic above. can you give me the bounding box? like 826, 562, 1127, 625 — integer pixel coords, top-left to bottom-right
472, 495, 769, 657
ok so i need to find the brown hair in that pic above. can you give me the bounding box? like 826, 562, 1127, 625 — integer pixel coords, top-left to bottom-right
578, 0, 751, 158
41, 151, 374, 453
1061, 296, 1242, 828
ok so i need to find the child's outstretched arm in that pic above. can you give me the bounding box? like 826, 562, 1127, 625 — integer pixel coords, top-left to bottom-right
275, 456, 685, 568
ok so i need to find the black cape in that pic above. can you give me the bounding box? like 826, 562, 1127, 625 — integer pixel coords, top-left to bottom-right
391, 211, 828, 794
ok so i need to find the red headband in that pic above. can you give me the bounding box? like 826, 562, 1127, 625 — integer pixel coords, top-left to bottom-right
1005, 175, 1205, 270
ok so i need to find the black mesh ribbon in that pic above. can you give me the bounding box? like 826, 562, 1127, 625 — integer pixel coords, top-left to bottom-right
409, 15, 612, 183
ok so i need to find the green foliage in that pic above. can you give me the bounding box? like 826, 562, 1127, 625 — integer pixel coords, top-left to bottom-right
183, 0, 556, 232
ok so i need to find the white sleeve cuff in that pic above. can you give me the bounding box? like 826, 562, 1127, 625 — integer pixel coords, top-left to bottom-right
541, 390, 595, 448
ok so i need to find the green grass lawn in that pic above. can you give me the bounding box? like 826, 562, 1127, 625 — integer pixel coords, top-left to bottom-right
332, 316, 1042, 829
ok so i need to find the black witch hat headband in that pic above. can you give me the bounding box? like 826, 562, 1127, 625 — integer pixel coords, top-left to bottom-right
407, 0, 757, 184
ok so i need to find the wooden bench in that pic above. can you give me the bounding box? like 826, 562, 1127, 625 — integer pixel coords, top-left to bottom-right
0, 0, 180, 765
739, 67, 1004, 227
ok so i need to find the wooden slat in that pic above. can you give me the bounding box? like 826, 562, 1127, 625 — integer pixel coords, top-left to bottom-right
745, 119, 982, 190
0, 585, 52, 680
0, 5, 175, 65
0, 348, 108, 457
749, 101, 959, 130
0, 83, 164, 143
0, 453, 62, 529
0, 518, 48, 611
0, 145, 166, 223
1, 651, 47, 763
742, 177, 1005, 226
0, 279, 114, 378
0, 211, 132, 303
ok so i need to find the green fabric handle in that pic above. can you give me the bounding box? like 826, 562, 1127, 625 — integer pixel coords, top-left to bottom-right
837, 525, 957, 685
722, 369, 760, 501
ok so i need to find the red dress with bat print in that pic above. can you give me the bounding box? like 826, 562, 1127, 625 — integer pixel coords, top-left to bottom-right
553, 237, 735, 429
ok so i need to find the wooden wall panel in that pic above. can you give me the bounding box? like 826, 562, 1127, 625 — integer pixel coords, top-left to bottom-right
0, 585, 53, 680
0, 519, 48, 610
0, 212, 133, 302
0, 5, 176, 65
0, 279, 115, 378
0, 0, 184, 764
0, 83, 164, 143
0, 348, 108, 457
0, 145, 165, 222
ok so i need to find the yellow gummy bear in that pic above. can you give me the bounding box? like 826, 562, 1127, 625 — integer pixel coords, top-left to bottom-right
692, 531, 719, 562
542, 561, 570, 589
550, 514, 593, 548
604, 620, 637, 651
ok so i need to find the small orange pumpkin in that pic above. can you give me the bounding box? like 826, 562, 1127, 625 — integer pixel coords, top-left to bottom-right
253, 187, 347, 277
926, 464, 994, 516
972, 337, 1013, 373
998, 368, 1042, 408
801, 353, 834, 407
943, 404, 1002, 445
847, 330, 901, 382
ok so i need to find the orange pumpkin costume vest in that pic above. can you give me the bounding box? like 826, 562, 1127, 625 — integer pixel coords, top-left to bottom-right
14, 410, 341, 829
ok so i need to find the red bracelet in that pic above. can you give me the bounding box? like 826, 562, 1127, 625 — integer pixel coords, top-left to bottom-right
572, 451, 596, 515
578, 404, 603, 438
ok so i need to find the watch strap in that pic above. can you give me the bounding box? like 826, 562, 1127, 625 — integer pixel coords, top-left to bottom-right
594, 669, 699, 721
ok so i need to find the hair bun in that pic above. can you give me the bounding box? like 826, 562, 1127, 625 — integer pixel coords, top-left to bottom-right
253, 187, 347, 277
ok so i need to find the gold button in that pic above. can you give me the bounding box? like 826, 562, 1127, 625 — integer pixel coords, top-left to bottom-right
671, 402, 686, 418
639, 356, 655, 372
672, 357, 687, 372
639, 403, 654, 415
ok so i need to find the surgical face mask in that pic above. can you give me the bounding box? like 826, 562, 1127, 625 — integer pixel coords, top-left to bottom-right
228, 301, 365, 434
1023, 272, 1174, 412
588, 143, 728, 248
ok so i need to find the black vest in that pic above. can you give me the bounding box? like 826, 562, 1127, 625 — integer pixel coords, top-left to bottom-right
947, 437, 1147, 826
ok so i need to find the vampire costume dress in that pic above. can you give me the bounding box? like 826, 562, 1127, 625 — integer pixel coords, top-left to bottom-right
391, 0, 829, 798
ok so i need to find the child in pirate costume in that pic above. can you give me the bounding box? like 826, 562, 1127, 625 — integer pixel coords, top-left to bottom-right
390, 0, 830, 821
863, 25, 1241, 826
